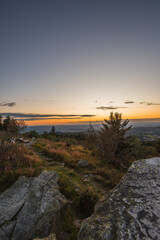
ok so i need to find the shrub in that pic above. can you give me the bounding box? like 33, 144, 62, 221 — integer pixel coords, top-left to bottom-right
23, 130, 39, 138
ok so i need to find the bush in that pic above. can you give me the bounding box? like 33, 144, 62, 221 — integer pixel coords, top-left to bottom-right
23, 130, 39, 138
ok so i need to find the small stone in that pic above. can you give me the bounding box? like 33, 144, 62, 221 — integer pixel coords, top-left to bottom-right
83, 174, 89, 178
77, 159, 89, 167
59, 162, 65, 166
45, 157, 54, 161
84, 179, 89, 182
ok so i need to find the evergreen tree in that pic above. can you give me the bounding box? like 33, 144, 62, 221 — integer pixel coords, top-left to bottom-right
50, 125, 56, 135
96, 112, 131, 167
0, 115, 3, 130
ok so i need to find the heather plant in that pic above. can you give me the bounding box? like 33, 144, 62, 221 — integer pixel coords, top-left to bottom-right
0, 142, 44, 192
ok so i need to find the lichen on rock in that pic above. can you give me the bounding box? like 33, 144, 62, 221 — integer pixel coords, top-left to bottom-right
78, 157, 160, 240
0, 171, 67, 240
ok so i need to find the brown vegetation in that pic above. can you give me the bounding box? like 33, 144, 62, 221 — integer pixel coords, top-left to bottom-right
0, 113, 160, 239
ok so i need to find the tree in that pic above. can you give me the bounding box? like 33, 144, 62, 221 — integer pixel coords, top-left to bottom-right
96, 112, 131, 167
50, 125, 56, 135
0, 115, 3, 130
2, 115, 27, 134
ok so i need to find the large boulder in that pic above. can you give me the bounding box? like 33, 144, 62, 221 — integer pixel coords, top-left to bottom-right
0, 171, 67, 240
78, 157, 160, 240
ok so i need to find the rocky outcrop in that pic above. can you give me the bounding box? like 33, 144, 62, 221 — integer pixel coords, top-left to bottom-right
0, 171, 67, 240
78, 157, 160, 240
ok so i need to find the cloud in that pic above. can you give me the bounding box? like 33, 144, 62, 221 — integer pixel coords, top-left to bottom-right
97, 106, 127, 110
81, 115, 95, 117
139, 102, 146, 104
16, 117, 83, 121
139, 102, 160, 106
0, 113, 96, 120
146, 102, 160, 106
124, 101, 135, 104
0, 102, 16, 107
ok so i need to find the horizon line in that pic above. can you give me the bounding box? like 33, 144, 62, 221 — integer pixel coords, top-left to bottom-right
26, 118, 160, 126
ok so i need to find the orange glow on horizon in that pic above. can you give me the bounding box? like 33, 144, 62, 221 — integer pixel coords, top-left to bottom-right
25, 113, 160, 126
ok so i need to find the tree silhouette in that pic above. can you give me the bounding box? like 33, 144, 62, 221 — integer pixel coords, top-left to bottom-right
50, 125, 56, 135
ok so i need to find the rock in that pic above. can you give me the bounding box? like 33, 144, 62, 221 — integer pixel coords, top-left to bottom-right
83, 174, 88, 178
45, 157, 54, 161
77, 159, 89, 167
78, 157, 160, 240
59, 162, 65, 167
75, 187, 80, 192
0, 171, 67, 240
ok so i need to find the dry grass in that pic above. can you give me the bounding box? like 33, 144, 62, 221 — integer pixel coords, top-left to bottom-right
0, 142, 45, 193
0, 136, 127, 239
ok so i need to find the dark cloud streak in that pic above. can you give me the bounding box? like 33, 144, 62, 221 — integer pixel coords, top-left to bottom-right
97, 106, 127, 110
0, 112, 95, 119
0, 102, 16, 107
16, 117, 83, 121
139, 102, 160, 105
124, 101, 135, 104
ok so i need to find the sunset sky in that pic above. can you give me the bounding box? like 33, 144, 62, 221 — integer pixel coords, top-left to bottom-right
1, 0, 160, 125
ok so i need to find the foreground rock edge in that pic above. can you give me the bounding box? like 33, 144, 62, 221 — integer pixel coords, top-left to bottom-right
78, 157, 160, 240
0, 171, 67, 240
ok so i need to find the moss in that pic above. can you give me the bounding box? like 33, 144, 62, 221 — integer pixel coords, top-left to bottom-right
74, 189, 99, 218
0, 174, 19, 194
57, 206, 79, 240
58, 174, 79, 200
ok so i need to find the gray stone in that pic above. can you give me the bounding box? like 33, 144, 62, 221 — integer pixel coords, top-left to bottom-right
78, 157, 160, 240
0, 171, 67, 240
77, 159, 89, 167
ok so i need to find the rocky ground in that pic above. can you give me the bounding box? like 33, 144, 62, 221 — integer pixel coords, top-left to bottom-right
0, 135, 160, 240
0, 157, 160, 240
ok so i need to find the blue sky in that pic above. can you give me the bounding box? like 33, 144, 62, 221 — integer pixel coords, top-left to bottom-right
1, 0, 160, 124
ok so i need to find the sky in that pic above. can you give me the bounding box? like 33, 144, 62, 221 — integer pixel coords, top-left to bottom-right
1, 0, 160, 125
